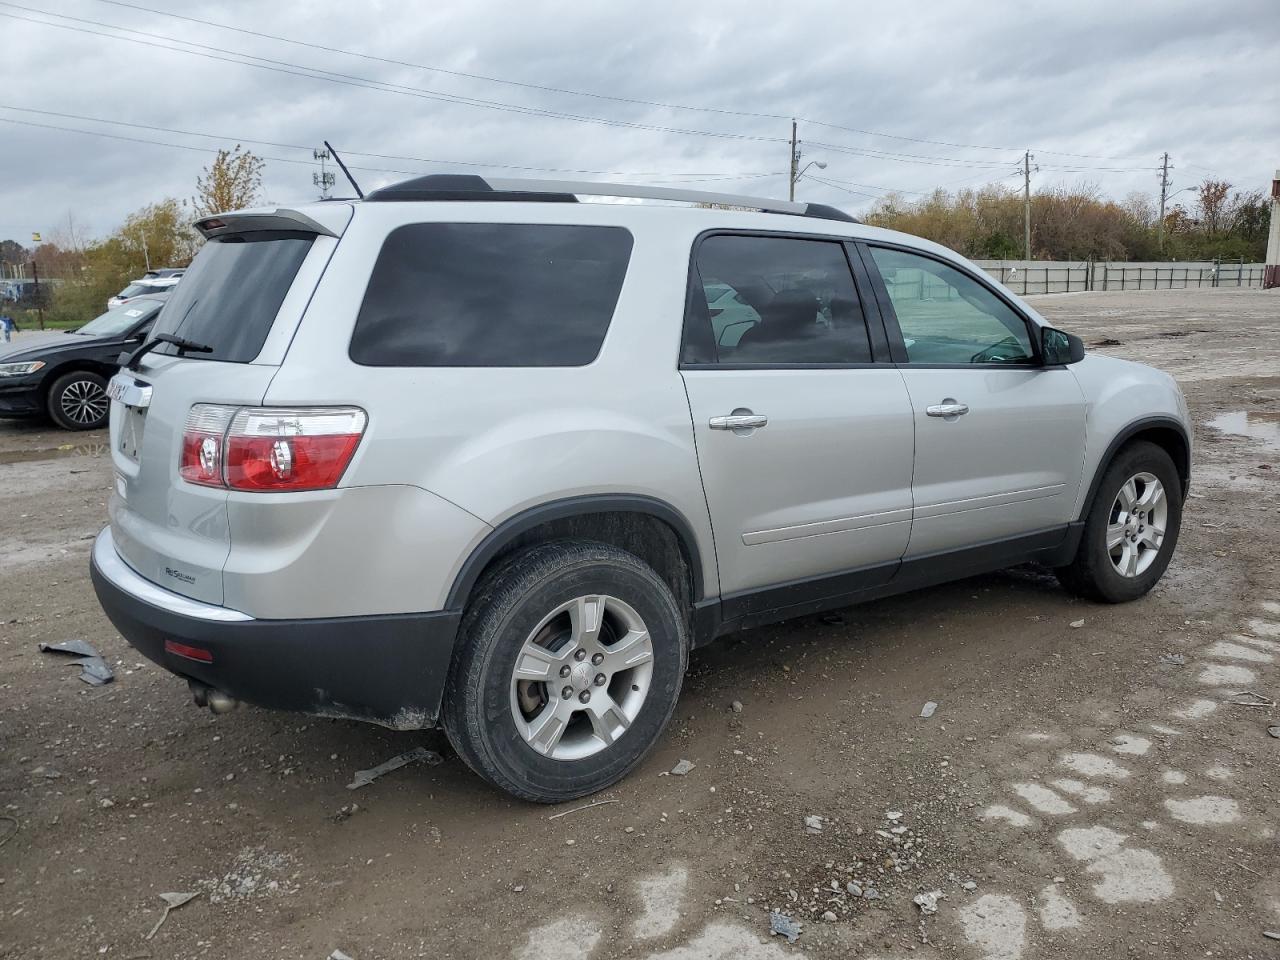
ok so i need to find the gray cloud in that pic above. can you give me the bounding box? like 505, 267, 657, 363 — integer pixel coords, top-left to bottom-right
2, 0, 1277, 243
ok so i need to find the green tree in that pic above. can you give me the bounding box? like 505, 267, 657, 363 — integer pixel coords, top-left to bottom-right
193, 144, 265, 217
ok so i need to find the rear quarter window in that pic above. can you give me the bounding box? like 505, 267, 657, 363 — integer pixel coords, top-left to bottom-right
349, 223, 633, 367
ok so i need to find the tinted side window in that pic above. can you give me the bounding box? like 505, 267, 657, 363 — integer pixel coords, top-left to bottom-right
351, 223, 633, 367
152, 233, 315, 363
687, 235, 871, 365
868, 247, 1034, 365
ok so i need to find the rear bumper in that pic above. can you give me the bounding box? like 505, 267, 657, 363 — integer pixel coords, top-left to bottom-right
89, 528, 460, 729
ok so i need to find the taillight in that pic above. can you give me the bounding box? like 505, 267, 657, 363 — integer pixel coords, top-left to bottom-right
180, 404, 237, 487
180, 405, 367, 492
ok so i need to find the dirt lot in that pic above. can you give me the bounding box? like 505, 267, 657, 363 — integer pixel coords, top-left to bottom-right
1, 287, 1277, 960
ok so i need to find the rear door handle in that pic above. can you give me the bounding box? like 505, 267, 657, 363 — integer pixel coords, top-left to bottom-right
709, 413, 768, 431
925, 401, 969, 418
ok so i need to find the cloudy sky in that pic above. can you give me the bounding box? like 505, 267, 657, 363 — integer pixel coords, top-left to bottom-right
2, 0, 1278, 244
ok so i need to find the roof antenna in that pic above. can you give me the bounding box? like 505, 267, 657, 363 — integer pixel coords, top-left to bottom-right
324, 140, 363, 199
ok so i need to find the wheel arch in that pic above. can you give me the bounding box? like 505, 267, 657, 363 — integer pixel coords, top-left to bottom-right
1079, 416, 1190, 520
445, 495, 708, 615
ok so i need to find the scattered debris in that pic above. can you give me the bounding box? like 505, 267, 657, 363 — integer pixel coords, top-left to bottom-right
547, 798, 619, 820
0, 815, 18, 848
1226, 691, 1276, 708
1268, 725, 1280, 739
920, 701, 938, 719
346, 746, 442, 790
1069, 619, 1085, 629
730, 700, 743, 714
38, 639, 114, 686
864, 888, 880, 900
886, 811, 903, 821
913, 890, 944, 915
819, 613, 845, 625
331, 803, 360, 823
846, 882, 862, 896
821, 910, 838, 922
804, 814, 825, 835
963, 881, 977, 891
669, 759, 695, 777
329, 951, 355, 960
768, 911, 802, 943
1158, 653, 1187, 666
145, 891, 198, 940
1265, 931, 1280, 942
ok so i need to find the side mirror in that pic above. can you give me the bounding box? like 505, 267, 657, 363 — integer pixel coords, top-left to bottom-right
1042, 327, 1085, 365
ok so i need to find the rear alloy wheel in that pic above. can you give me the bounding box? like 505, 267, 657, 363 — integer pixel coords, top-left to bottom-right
48, 371, 110, 431
444, 540, 686, 802
1057, 440, 1182, 603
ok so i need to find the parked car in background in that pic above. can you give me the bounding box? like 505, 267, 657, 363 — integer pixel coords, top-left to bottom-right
107, 269, 184, 309
0, 296, 166, 429
91, 176, 1190, 802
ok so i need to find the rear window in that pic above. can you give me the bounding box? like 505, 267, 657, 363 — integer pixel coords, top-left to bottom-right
150, 232, 314, 362
349, 223, 633, 367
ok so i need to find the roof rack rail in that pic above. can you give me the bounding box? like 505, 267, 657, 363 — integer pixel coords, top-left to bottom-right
362, 174, 858, 223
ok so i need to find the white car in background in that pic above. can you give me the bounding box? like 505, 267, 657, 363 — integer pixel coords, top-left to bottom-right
107, 268, 184, 309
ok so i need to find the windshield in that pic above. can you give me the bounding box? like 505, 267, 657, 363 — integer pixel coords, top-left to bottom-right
150, 232, 315, 363
77, 299, 164, 337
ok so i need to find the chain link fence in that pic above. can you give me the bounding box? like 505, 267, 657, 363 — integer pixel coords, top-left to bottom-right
974, 259, 1266, 296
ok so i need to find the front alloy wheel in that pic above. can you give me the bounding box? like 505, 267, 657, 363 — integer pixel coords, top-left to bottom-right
1107, 472, 1168, 578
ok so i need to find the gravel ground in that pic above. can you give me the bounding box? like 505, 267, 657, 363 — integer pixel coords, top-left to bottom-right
0, 288, 1277, 960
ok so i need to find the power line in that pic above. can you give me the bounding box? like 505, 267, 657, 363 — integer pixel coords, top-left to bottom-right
87, 0, 1160, 164
0, 5, 786, 145
0, 103, 781, 180
0, 112, 789, 189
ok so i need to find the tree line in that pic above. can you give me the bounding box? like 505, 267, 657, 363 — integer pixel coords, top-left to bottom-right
864, 179, 1270, 262
0, 146, 264, 326
2, 147, 1273, 327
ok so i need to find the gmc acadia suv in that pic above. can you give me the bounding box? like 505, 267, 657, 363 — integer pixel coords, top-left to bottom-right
90, 175, 1190, 802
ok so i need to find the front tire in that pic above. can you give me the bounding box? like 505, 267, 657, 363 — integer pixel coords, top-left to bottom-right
1057, 440, 1182, 603
47, 370, 109, 431
442, 540, 687, 803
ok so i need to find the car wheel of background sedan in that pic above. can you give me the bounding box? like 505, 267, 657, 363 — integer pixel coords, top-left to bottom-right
1057, 440, 1183, 603
47, 371, 110, 431
442, 539, 687, 803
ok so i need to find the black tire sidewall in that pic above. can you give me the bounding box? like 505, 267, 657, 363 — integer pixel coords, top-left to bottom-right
449, 543, 686, 802
1081, 442, 1182, 602
48, 371, 108, 431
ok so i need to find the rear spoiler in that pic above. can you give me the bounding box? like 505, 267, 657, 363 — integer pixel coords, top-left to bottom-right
194, 208, 338, 240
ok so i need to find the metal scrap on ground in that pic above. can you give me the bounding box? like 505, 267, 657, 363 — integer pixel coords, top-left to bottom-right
920, 700, 938, 718
346, 746, 443, 790
145, 891, 198, 940
768, 911, 802, 943
38, 639, 114, 686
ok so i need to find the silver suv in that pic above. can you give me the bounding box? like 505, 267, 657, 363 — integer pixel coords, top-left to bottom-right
91, 175, 1191, 802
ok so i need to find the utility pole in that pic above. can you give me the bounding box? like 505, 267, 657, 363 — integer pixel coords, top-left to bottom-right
1264, 168, 1280, 289
1156, 152, 1173, 254
789, 119, 799, 202
1022, 151, 1035, 261
313, 147, 336, 199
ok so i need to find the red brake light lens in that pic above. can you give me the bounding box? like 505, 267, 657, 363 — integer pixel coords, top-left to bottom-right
181, 406, 367, 492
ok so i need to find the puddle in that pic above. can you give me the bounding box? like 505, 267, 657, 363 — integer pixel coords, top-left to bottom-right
1207, 411, 1280, 455
0, 443, 108, 465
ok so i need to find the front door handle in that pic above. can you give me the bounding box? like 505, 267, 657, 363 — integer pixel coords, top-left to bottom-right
925, 400, 969, 418
709, 412, 768, 431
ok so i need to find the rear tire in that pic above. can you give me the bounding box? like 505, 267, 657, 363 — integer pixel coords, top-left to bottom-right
442, 540, 687, 803
1057, 440, 1182, 603
47, 370, 109, 431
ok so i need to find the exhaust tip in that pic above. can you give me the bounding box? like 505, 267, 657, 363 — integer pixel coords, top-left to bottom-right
189, 679, 239, 714
207, 690, 239, 714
